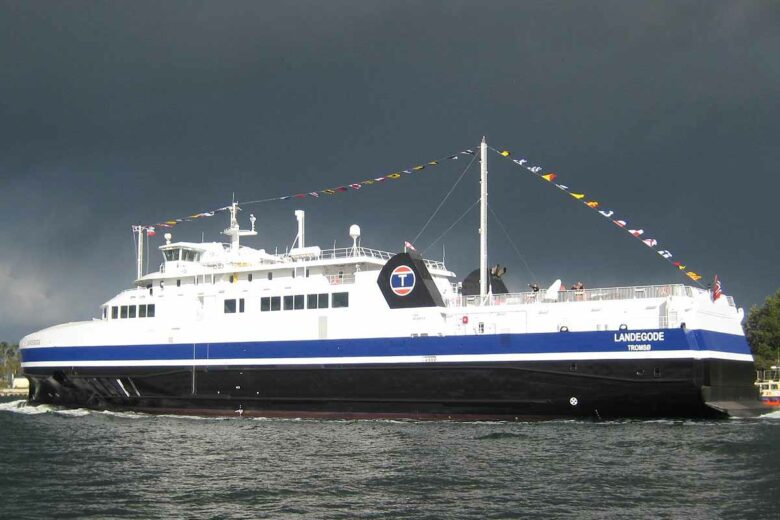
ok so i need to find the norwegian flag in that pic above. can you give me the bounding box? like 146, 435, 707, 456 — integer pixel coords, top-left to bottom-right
146, 226, 156, 237
404, 241, 416, 252
712, 275, 722, 301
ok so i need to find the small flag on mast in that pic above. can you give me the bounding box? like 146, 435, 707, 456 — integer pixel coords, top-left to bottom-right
146, 226, 156, 237
712, 275, 722, 301
404, 241, 416, 252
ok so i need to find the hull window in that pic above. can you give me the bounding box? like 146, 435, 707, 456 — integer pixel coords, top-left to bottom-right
224, 299, 245, 314
307, 293, 330, 309
332, 292, 349, 308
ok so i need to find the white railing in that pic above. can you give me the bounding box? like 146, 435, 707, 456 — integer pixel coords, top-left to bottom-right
325, 274, 356, 285
448, 284, 733, 308
320, 247, 447, 271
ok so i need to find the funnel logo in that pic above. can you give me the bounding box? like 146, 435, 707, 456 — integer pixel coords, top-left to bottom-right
390, 265, 416, 296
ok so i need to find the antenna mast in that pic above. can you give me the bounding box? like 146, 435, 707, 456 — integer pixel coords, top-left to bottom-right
133, 225, 144, 280
480, 137, 488, 302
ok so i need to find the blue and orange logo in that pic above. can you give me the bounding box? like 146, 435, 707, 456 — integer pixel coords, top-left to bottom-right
390, 265, 416, 296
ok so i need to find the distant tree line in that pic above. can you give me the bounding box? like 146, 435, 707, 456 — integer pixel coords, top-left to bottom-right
1, 342, 21, 387
745, 289, 780, 370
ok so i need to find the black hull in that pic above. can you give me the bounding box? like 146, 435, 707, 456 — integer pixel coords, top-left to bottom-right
24, 358, 764, 420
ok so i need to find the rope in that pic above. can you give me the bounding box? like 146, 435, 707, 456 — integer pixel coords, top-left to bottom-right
421, 199, 480, 254
411, 153, 478, 245
487, 204, 538, 282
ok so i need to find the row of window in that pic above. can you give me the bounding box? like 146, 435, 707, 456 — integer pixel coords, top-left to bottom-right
224, 292, 349, 314
108, 304, 156, 320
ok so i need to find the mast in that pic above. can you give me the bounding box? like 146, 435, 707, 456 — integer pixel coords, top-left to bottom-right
480, 137, 488, 302
133, 225, 144, 280
222, 201, 257, 253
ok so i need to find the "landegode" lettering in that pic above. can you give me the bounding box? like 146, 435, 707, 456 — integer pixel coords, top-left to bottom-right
613, 331, 665, 342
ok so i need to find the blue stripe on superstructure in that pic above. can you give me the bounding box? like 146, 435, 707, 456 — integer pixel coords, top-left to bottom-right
20, 328, 751, 363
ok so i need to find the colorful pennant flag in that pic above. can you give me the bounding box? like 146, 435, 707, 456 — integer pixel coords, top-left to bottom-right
490, 145, 708, 287
139, 148, 474, 234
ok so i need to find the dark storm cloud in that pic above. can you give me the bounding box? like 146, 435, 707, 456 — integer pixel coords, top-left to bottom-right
1, 1, 779, 339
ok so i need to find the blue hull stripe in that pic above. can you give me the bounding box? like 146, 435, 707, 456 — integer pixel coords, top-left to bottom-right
21, 329, 751, 364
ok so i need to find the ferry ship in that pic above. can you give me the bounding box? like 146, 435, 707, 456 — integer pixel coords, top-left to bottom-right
19, 140, 763, 419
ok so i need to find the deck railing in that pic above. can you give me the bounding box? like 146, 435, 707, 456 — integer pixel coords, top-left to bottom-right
448, 284, 735, 308
320, 247, 447, 271
159, 246, 446, 273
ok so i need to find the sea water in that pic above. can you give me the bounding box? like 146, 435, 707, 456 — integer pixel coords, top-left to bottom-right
1, 397, 778, 519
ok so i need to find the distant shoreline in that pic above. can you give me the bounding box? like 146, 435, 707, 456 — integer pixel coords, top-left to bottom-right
0, 389, 28, 397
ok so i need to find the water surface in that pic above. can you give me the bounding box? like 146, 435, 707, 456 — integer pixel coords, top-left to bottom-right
1, 397, 778, 519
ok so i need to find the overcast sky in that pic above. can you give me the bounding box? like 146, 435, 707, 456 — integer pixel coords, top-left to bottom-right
2, 1, 778, 341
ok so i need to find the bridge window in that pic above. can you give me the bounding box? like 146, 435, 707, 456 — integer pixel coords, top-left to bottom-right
261, 297, 270, 312
294, 294, 304, 310
164, 249, 178, 262
111, 306, 118, 319
181, 249, 200, 262
120, 305, 128, 319
147, 304, 155, 318
139, 304, 147, 318
128, 305, 137, 319
283, 295, 294, 310
332, 292, 349, 308
270, 296, 281, 311
239, 298, 245, 313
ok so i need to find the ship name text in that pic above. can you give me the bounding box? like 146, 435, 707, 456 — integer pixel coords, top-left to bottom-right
613, 331, 665, 343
